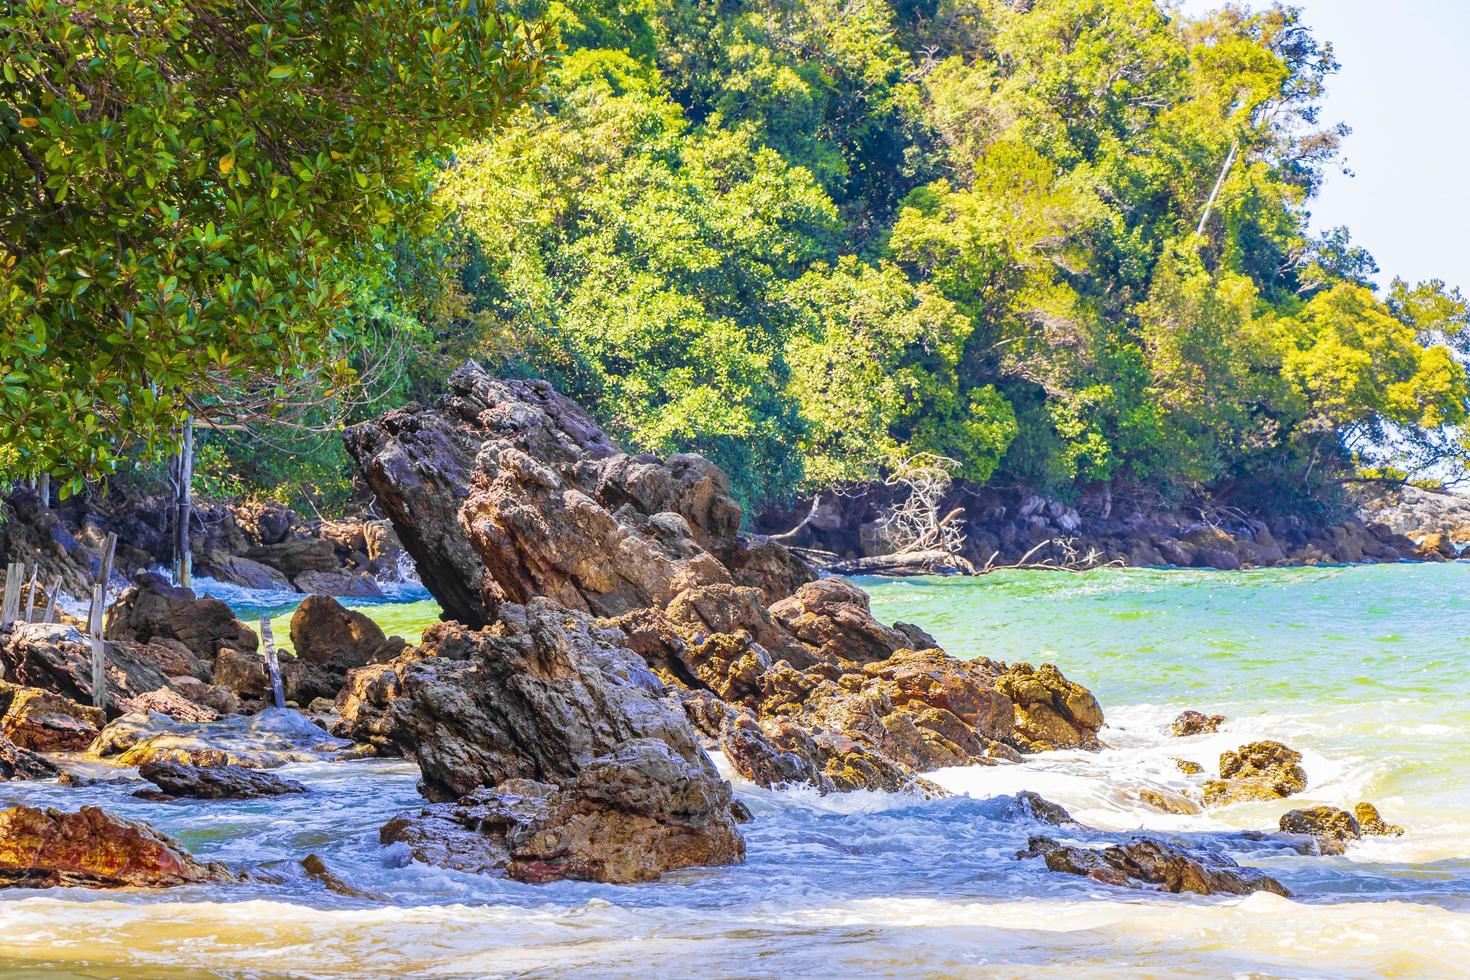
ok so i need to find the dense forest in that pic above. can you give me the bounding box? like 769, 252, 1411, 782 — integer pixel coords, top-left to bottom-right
4, 0, 1468, 519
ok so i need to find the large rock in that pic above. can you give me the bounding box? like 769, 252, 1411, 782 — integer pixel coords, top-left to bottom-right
289, 595, 395, 667
0, 735, 57, 781
344, 363, 810, 628
105, 572, 257, 659
90, 708, 356, 769
381, 738, 743, 884
336, 600, 720, 803
1279, 805, 1360, 855
0, 680, 103, 751
1204, 740, 1308, 806
0, 806, 234, 887
768, 578, 912, 667
0, 622, 173, 716
196, 552, 294, 592
138, 760, 307, 800
1171, 710, 1225, 737
1022, 835, 1290, 897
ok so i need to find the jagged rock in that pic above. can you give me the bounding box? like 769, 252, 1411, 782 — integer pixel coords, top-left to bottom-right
105, 572, 257, 659
1002, 790, 1077, 826
1171, 710, 1226, 737
336, 601, 720, 802
1204, 741, 1308, 806
292, 570, 386, 599
382, 738, 743, 884
0, 735, 57, 780
124, 688, 219, 724
0, 622, 173, 715
1022, 835, 1290, 897
90, 708, 356, 769
1279, 805, 1360, 855
138, 760, 307, 799
1354, 802, 1405, 837
994, 662, 1105, 751
197, 552, 294, 592
246, 537, 340, 580
289, 595, 396, 667
344, 364, 809, 628
767, 578, 912, 667
0, 806, 235, 888
234, 501, 296, 546
0, 681, 103, 751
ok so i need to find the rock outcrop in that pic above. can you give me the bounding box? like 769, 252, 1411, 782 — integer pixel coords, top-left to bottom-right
1279, 806, 1360, 856
1204, 741, 1308, 806
0, 805, 235, 887
0, 735, 56, 781
1354, 802, 1405, 837
381, 738, 744, 883
0, 681, 103, 751
138, 760, 307, 800
0, 622, 174, 716
105, 572, 257, 660
90, 708, 357, 769
1021, 835, 1290, 897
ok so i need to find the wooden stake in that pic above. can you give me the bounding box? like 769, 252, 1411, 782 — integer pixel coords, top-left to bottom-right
177, 419, 194, 589
36, 472, 49, 507
259, 615, 286, 710
22, 565, 37, 623
41, 576, 61, 624
89, 584, 107, 713
0, 563, 21, 625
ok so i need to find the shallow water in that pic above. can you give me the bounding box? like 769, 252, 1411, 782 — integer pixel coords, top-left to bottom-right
3, 563, 1468, 978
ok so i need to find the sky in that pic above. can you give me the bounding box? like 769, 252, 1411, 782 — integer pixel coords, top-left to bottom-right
1178, 0, 1469, 293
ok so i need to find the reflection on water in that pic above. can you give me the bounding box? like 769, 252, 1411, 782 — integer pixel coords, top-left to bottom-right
2, 563, 1467, 978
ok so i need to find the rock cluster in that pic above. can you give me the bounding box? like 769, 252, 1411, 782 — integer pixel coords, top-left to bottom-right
339, 365, 1107, 881
0, 805, 235, 888
1279, 802, 1405, 854
1203, 741, 1308, 806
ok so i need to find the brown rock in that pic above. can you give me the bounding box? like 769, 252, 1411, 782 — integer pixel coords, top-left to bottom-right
1, 622, 173, 715
1354, 802, 1405, 837
0, 806, 235, 888
768, 578, 911, 667
1023, 835, 1290, 897
91, 709, 355, 769
0, 735, 57, 781
105, 572, 257, 658
1279, 805, 1360, 855
0, 681, 103, 751
291, 570, 386, 599
138, 760, 307, 799
1003, 791, 1076, 826
289, 595, 392, 667
382, 738, 743, 884
1171, 710, 1226, 737
124, 688, 219, 724
1204, 741, 1308, 806
994, 662, 1105, 751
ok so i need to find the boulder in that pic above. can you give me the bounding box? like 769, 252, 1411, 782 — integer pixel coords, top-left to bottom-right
0, 735, 57, 781
196, 552, 294, 592
0, 806, 235, 888
291, 570, 386, 599
90, 708, 356, 769
0, 681, 103, 752
105, 572, 257, 659
289, 595, 393, 666
1171, 710, 1225, 737
381, 738, 743, 884
994, 662, 1105, 751
246, 537, 340, 579
1354, 801, 1405, 837
233, 501, 296, 546
767, 578, 911, 667
1279, 805, 1360, 855
0, 622, 173, 716
124, 688, 219, 724
1204, 741, 1308, 805
1022, 835, 1290, 897
336, 600, 720, 803
1002, 791, 1078, 827
138, 760, 307, 800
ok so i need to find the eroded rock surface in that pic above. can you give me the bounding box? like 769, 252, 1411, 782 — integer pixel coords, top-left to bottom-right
0, 735, 56, 781
91, 709, 355, 769
0, 805, 235, 888
1022, 835, 1290, 897
0, 681, 103, 751
1355, 802, 1405, 837
138, 760, 307, 800
1279, 806, 1360, 855
1171, 710, 1226, 737
1204, 741, 1308, 806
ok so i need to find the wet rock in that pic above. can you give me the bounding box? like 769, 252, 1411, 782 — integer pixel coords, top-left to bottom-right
994, 662, 1105, 751
1354, 802, 1405, 837
90, 708, 356, 769
292, 570, 386, 599
336, 601, 720, 803
125, 687, 219, 724
1022, 835, 1291, 897
288, 595, 395, 667
0, 681, 103, 751
382, 738, 743, 884
1204, 741, 1308, 806
300, 853, 384, 900
1171, 710, 1226, 737
105, 572, 258, 660
1279, 805, 1360, 855
0, 805, 235, 888
138, 760, 307, 800
1175, 758, 1204, 775
0, 735, 57, 781
1138, 788, 1202, 815
767, 578, 912, 667
197, 552, 294, 592
1002, 791, 1077, 826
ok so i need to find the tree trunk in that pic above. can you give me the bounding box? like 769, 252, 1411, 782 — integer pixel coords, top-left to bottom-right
175, 419, 194, 589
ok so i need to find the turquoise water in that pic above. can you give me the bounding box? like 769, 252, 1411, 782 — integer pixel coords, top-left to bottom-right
2, 563, 1467, 977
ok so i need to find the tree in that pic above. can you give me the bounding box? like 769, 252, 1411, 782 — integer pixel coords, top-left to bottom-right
0, 0, 552, 493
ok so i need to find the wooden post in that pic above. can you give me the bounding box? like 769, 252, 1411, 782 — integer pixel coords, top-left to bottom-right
41, 576, 61, 624
176, 419, 194, 589
22, 565, 37, 623
36, 472, 49, 508
0, 563, 21, 625
259, 615, 286, 710
89, 583, 107, 713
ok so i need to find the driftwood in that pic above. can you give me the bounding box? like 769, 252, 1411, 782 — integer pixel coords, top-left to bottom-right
824, 549, 978, 577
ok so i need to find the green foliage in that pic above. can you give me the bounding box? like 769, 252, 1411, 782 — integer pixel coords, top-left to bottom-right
0, 0, 552, 494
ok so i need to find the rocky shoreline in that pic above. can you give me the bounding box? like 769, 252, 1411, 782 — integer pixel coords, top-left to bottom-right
0, 365, 1419, 895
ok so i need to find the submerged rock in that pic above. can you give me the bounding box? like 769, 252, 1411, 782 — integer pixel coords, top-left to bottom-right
1002, 791, 1077, 826
1171, 710, 1226, 737
382, 738, 743, 884
1279, 805, 1360, 855
1354, 802, 1405, 837
1022, 835, 1290, 897
1204, 741, 1308, 806
0, 680, 103, 751
1174, 758, 1204, 775
0, 805, 235, 888
90, 708, 355, 769
137, 760, 307, 800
